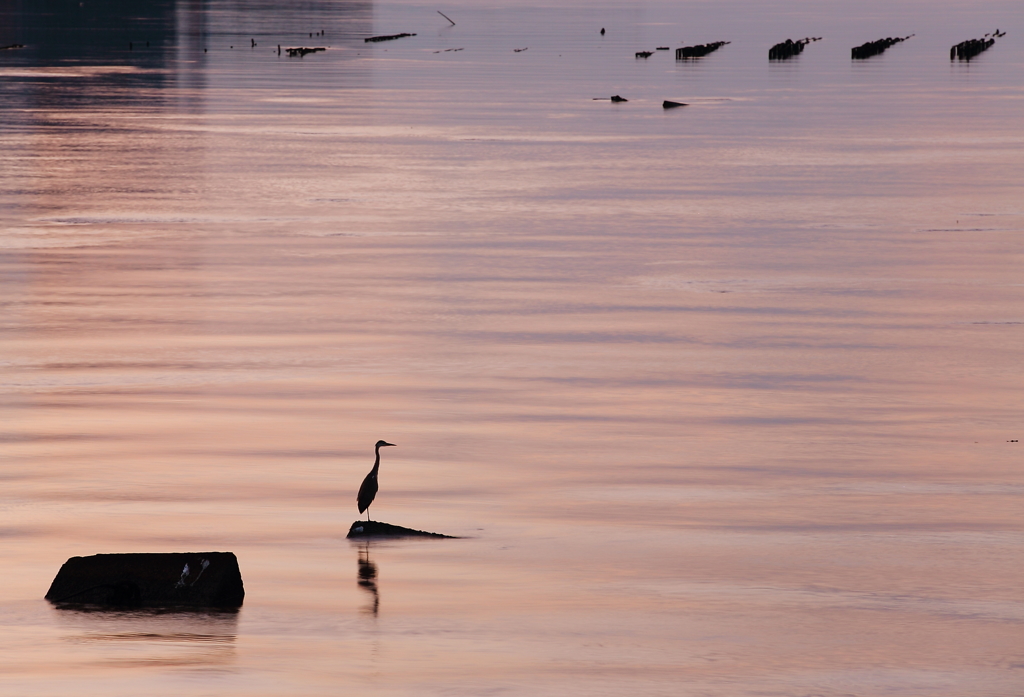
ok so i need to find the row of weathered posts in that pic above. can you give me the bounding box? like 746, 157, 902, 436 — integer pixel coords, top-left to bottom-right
354, 29, 1008, 62
5, 30, 1005, 63
633, 32, 1007, 62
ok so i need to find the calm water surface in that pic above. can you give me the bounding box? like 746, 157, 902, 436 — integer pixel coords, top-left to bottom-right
2, 0, 1024, 694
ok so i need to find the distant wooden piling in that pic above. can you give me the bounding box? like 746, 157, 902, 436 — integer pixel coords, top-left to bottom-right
769, 37, 821, 60
950, 36, 999, 61
851, 35, 913, 60
675, 41, 730, 59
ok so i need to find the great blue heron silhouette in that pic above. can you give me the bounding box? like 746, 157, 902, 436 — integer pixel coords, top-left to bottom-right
357, 440, 395, 520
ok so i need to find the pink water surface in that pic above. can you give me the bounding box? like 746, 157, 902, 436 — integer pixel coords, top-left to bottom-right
2, 0, 1024, 694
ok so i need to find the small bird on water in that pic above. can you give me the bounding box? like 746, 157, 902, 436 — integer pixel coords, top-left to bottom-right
357, 440, 395, 520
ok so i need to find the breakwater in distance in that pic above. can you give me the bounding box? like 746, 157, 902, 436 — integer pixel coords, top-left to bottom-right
626, 32, 1009, 64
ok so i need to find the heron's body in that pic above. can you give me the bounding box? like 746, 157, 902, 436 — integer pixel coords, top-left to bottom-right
357, 440, 395, 520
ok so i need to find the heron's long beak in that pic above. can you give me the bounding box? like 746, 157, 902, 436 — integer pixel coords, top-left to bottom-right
383, 442, 396, 447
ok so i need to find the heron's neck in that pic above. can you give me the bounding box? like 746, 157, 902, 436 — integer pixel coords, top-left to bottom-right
372, 447, 381, 474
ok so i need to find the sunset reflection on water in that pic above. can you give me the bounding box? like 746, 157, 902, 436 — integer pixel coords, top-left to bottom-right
2, 0, 1024, 694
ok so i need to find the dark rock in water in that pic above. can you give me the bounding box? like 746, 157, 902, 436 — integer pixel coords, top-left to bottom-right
610, 95, 628, 102
851, 35, 913, 60
635, 51, 653, 58
675, 41, 730, 60
347, 521, 457, 539
656, 46, 669, 51
285, 46, 326, 57
46, 552, 244, 609
950, 37, 997, 61
1, 44, 25, 51
364, 33, 416, 43
663, 100, 688, 108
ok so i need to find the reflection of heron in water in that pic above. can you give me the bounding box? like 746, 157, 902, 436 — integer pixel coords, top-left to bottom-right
357, 542, 379, 616
357, 440, 395, 521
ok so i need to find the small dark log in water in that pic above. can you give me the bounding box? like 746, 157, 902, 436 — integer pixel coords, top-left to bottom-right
45, 552, 244, 609
364, 33, 416, 43
635, 51, 653, 58
610, 95, 628, 102
663, 100, 688, 108
347, 521, 457, 539
851, 35, 913, 60
769, 37, 822, 60
285, 46, 326, 57
1, 44, 25, 50
675, 41, 730, 60
950, 37, 997, 61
